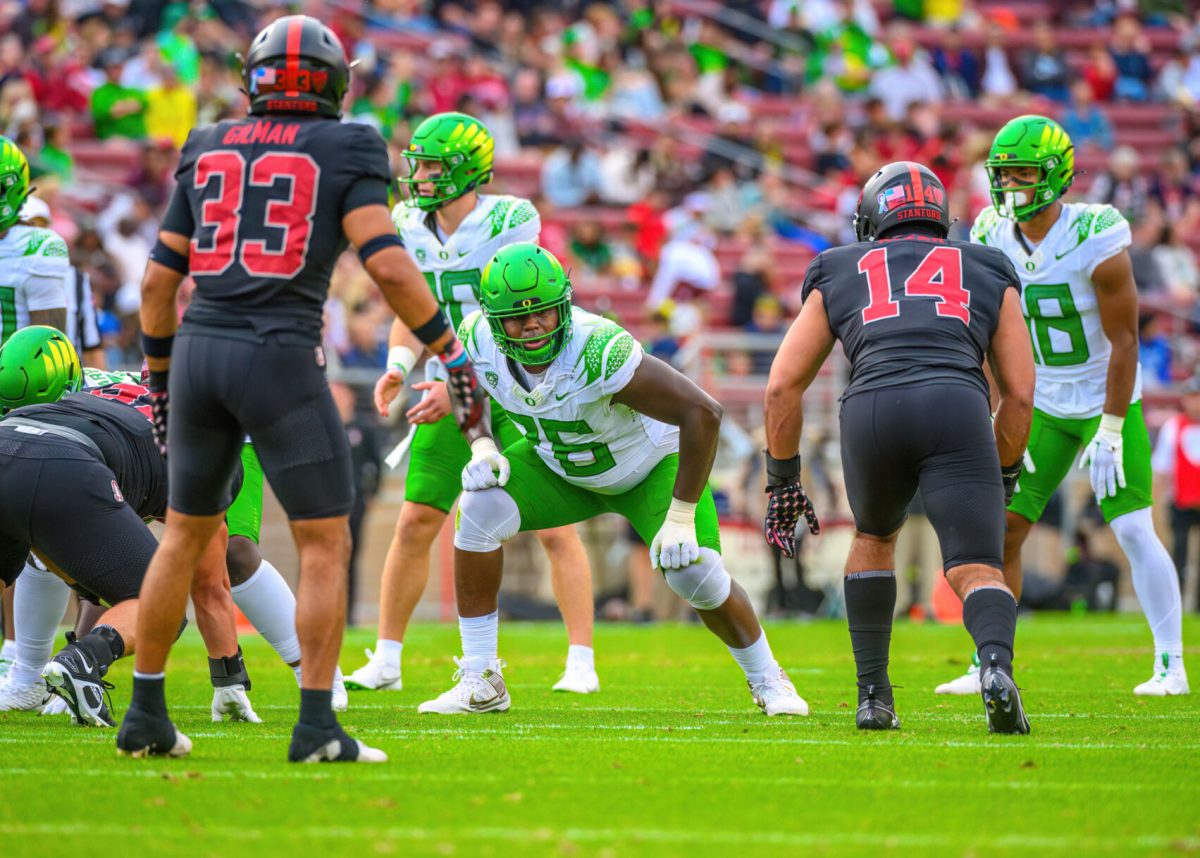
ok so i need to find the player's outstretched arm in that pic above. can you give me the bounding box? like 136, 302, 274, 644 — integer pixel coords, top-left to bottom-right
987, 287, 1035, 485
763, 292, 835, 459
1093, 249, 1139, 419
611, 354, 722, 504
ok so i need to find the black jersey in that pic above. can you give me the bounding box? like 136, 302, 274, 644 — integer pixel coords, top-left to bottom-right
5, 393, 167, 519
161, 117, 393, 341
801, 234, 1021, 400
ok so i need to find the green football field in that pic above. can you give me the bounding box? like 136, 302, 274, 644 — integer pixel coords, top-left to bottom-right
2, 616, 1198, 856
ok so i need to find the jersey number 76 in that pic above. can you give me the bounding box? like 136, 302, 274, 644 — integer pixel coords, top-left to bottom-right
190, 151, 318, 279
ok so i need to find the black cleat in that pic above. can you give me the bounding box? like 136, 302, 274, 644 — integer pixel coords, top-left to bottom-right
41, 639, 115, 727
288, 721, 387, 763
855, 684, 900, 731
116, 705, 192, 758
980, 658, 1030, 735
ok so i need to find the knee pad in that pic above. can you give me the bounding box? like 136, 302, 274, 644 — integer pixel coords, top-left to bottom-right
664, 548, 732, 611
454, 488, 521, 553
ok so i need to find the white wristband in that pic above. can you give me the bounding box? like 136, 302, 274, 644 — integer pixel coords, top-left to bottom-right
387, 345, 417, 377
664, 497, 698, 526
470, 436, 500, 458
1098, 413, 1125, 435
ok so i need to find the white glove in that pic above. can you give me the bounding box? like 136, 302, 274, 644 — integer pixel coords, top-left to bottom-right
211, 685, 262, 723
1079, 413, 1126, 501
462, 437, 510, 492
650, 498, 701, 570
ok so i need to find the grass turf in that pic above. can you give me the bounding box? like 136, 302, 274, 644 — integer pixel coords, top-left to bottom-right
1, 615, 1198, 856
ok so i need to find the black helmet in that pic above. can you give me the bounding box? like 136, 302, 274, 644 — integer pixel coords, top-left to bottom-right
243, 15, 349, 119
853, 161, 951, 242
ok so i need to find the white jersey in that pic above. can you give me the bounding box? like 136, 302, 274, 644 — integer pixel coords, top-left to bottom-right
392, 194, 541, 333
970, 202, 1140, 419
0, 224, 69, 344
462, 307, 678, 494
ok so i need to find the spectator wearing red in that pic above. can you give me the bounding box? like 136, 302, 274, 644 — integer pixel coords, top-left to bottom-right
1152, 377, 1200, 609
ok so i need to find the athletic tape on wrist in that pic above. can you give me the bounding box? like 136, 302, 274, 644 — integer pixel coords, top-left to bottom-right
387, 345, 417, 376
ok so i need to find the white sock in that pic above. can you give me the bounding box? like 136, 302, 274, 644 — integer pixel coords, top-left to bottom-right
375, 638, 402, 667
567, 644, 594, 670
0, 639, 16, 662
230, 560, 301, 665
728, 630, 779, 685
1111, 508, 1185, 670
13, 563, 70, 685
459, 611, 499, 667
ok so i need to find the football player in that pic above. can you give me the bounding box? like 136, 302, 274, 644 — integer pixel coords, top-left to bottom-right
417, 243, 807, 716
0, 140, 69, 681
350, 112, 599, 697
937, 116, 1188, 697
764, 162, 1035, 733
0, 327, 256, 731
121, 16, 484, 763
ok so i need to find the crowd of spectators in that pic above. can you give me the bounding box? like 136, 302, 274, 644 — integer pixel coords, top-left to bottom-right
0, 0, 1198, 389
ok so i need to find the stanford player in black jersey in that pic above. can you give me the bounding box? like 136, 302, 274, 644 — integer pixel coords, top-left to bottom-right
121, 16, 486, 763
762, 161, 1035, 735
0, 391, 249, 731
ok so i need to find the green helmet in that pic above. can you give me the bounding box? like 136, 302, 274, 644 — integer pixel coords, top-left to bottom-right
986, 115, 1075, 222
399, 112, 494, 211
0, 136, 30, 232
480, 243, 574, 366
0, 325, 82, 414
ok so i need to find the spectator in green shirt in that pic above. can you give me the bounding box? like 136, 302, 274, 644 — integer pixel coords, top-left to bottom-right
91, 50, 148, 141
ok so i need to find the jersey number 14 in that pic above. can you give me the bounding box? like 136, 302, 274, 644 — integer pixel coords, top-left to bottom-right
858, 245, 970, 326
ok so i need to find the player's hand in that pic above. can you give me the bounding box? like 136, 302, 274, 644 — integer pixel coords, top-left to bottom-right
374, 368, 406, 418
146, 369, 169, 457
406, 381, 450, 425
650, 499, 700, 570
1079, 414, 1126, 501
763, 482, 820, 558
1000, 458, 1022, 506
462, 437, 510, 492
438, 338, 485, 435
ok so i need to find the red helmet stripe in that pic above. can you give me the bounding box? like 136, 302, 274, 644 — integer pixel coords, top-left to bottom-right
908, 163, 924, 206
285, 16, 303, 97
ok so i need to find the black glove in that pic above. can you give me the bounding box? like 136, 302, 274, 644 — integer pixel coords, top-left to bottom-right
438, 338, 485, 436
1001, 458, 1022, 506
763, 451, 820, 559
147, 368, 169, 457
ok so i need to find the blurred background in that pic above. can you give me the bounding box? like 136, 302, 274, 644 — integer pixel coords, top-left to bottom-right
6, 0, 1200, 625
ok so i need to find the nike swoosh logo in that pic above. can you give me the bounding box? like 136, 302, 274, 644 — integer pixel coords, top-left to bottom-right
555, 393, 570, 401
458, 250, 470, 257
76, 651, 93, 673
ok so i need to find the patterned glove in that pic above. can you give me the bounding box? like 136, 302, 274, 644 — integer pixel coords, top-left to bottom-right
762, 451, 819, 559
146, 369, 169, 457
1000, 459, 1022, 506
438, 338, 485, 436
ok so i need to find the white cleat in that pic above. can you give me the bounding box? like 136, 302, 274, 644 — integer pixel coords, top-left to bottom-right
1134, 655, 1190, 696
332, 667, 349, 712
0, 677, 52, 712
343, 648, 402, 691
0, 655, 13, 684
552, 656, 600, 694
750, 669, 809, 716
418, 656, 510, 714
211, 684, 263, 722
40, 694, 70, 716
935, 662, 981, 695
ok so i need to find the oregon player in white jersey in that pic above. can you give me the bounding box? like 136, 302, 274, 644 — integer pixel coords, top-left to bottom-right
936, 115, 1187, 697
418, 243, 806, 715
0, 138, 68, 683
347, 113, 599, 696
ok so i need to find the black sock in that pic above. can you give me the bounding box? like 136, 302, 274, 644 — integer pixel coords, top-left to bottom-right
130, 675, 168, 718
76, 625, 124, 673
299, 688, 336, 730
844, 570, 897, 706
962, 587, 1017, 676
